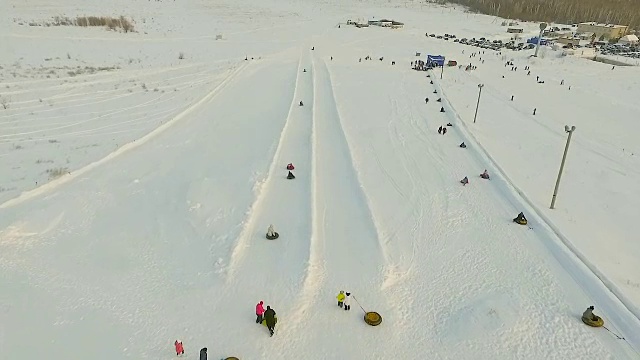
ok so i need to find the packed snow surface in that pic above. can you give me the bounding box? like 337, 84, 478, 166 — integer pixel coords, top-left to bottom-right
1, 0, 639, 359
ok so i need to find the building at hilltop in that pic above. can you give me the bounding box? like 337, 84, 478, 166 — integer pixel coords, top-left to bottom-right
577, 22, 628, 41
367, 19, 404, 29
556, 37, 580, 47
618, 34, 639, 45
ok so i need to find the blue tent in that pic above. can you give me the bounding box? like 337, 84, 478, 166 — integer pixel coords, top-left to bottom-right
426, 54, 445, 67
527, 37, 548, 45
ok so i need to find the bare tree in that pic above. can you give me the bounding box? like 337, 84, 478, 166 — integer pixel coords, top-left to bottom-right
446, 0, 639, 31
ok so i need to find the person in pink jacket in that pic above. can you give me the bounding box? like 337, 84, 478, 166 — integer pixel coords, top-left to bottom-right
256, 301, 265, 324
174, 340, 184, 356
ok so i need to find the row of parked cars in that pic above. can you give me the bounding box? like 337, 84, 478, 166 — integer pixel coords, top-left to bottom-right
426, 33, 536, 52
599, 43, 640, 59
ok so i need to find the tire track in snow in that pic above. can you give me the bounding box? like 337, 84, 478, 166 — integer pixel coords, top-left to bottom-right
0, 93, 170, 137
0, 69, 220, 124
0, 107, 180, 144
0, 61, 249, 209
0, 61, 207, 89
0, 69, 227, 142
2, 69, 219, 117
3, 66, 216, 109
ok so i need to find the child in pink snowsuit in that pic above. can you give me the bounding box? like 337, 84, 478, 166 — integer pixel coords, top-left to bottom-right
256, 301, 265, 324
174, 340, 184, 356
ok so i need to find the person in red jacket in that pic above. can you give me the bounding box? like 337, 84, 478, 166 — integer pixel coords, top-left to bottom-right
256, 301, 265, 324
174, 340, 184, 356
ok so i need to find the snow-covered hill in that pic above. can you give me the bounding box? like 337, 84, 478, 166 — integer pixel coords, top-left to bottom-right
1, 0, 639, 359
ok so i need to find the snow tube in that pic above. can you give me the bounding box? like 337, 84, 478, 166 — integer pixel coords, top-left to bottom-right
261, 316, 277, 327
266, 232, 279, 240
582, 316, 604, 327
224, 357, 240, 360
513, 218, 527, 225
364, 311, 382, 326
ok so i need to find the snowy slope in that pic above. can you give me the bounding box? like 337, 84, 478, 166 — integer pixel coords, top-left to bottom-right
1, 0, 640, 359
437, 54, 640, 316
307, 3, 640, 337
320, 48, 639, 358
0, 55, 300, 358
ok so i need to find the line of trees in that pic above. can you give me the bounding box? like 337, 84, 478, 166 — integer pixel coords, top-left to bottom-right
438, 0, 639, 31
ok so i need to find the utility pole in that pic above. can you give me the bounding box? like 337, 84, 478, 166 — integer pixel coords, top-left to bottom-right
473, 84, 484, 123
534, 22, 547, 57
550, 125, 576, 209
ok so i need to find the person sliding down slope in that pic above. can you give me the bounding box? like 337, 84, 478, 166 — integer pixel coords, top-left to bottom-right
174, 340, 184, 356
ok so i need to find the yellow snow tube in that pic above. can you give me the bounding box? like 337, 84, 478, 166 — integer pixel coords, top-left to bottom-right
225, 358, 240, 360
364, 311, 382, 326
582, 316, 604, 327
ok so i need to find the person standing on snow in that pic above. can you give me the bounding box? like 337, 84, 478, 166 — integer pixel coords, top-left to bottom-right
344, 292, 351, 311
199, 347, 207, 360
336, 290, 345, 308
256, 300, 265, 324
583, 306, 598, 321
174, 340, 184, 356
264, 306, 277, 336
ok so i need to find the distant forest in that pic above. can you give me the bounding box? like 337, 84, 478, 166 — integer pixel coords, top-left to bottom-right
439, 0, 640, 31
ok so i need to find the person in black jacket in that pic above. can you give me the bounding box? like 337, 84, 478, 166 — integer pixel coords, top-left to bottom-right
199, 347, 207, 360
264, 306, 277, 337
